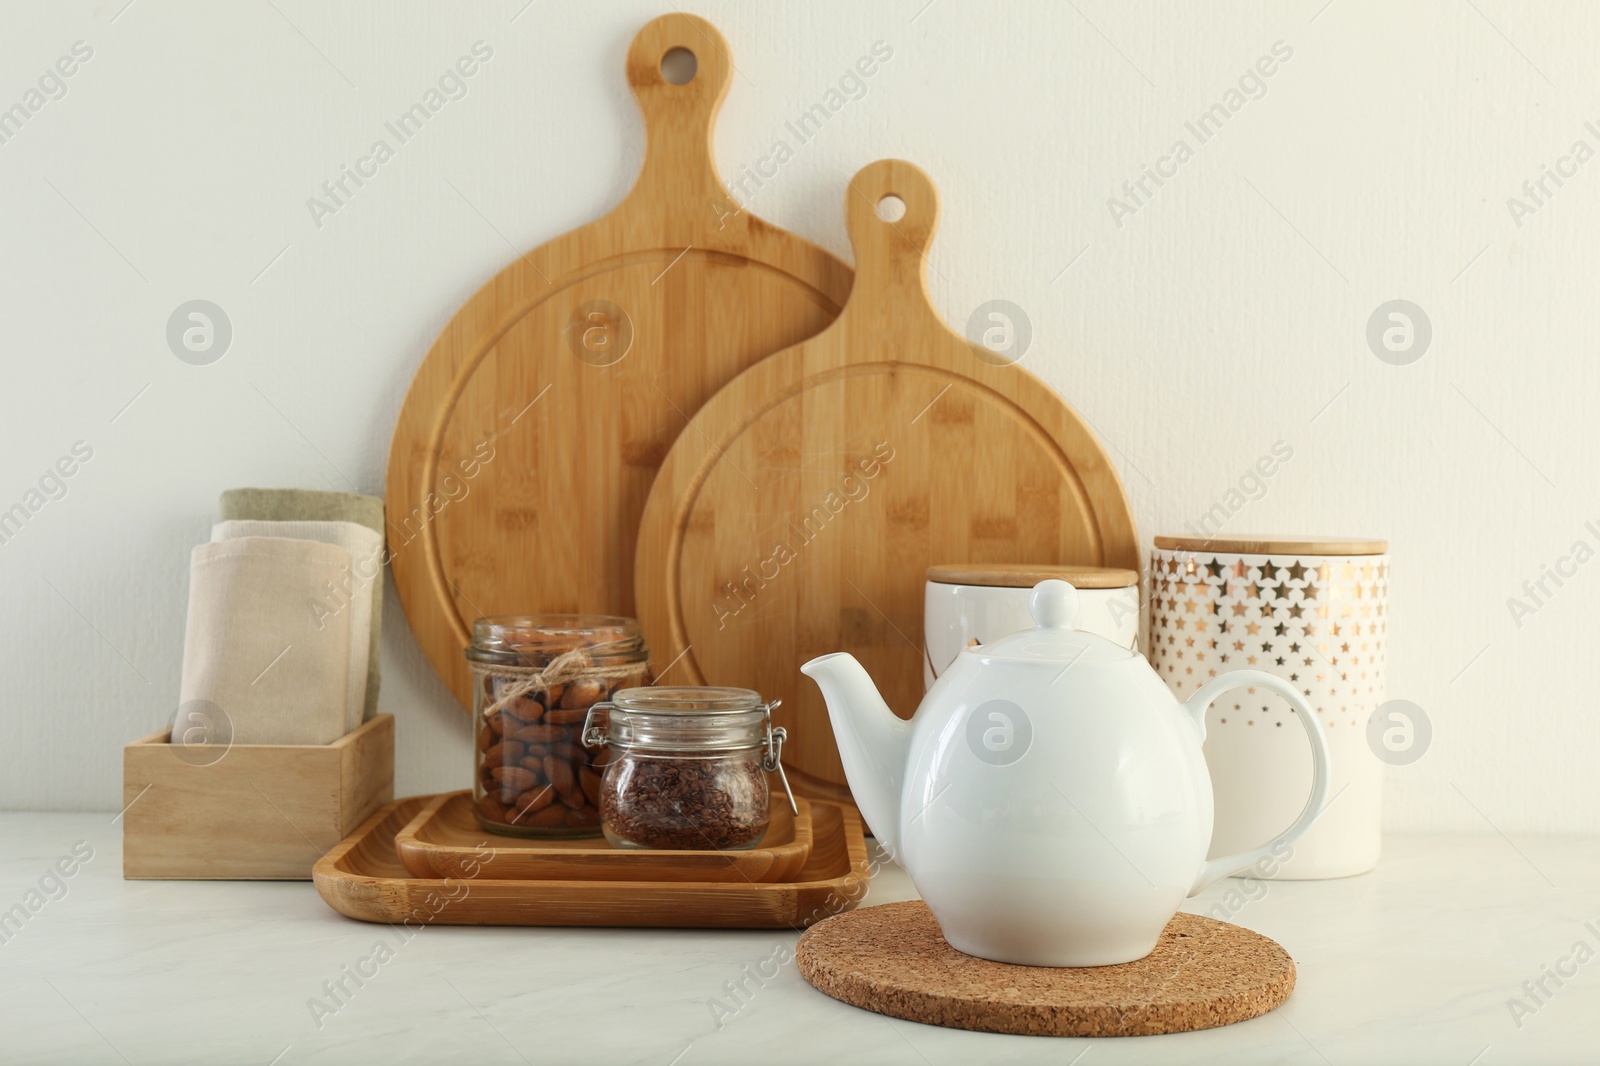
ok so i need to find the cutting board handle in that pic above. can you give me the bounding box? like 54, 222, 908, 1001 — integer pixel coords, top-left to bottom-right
844, 160, 944, 323
625, 14, 733, 212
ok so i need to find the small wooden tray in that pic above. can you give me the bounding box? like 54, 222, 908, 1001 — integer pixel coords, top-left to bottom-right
393, 791, 814, 883
314, 795, 869, 929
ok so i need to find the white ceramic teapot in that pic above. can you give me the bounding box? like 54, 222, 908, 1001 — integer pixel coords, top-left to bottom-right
802, 579, 1332, 967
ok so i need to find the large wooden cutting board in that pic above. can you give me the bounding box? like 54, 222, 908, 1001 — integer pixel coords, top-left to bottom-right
634, 160, 1139, 802
386, 14, 853, 710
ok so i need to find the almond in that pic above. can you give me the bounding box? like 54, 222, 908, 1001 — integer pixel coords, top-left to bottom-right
508, 722, 561, 744
544, 754, 575, 795
503, 696, 543, 724
561, 678, 604, 709
580, 767, 601, 806
512, 785, 555, 815
545, 706, 590, 725
490, 765, 539, 792
476, 794, 508, 823
483, 740, 525, 767
519, 804, 569, 828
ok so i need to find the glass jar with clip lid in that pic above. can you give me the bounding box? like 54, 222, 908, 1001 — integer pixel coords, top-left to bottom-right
466, 615, 649, 837
582, 686, 797, 851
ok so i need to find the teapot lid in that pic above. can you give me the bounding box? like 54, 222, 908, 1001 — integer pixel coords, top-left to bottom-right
971, 579, 1138, 665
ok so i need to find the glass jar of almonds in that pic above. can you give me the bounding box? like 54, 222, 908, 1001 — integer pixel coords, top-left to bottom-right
465, 615, 649, 837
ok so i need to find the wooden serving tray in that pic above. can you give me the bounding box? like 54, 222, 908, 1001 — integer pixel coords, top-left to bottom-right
392, 790, 813, 883
313, 795, 869, 929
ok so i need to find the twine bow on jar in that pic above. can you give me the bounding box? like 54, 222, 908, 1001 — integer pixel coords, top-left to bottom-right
475, 648, 645, 718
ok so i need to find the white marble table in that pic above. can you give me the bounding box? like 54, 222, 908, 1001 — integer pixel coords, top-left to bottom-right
1, 812, 1595, 1065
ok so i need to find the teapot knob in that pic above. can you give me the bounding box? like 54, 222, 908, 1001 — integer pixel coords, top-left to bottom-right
1030, 579, 1080, 630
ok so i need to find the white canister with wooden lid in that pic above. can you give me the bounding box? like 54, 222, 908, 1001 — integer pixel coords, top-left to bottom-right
923, 564, 1141, 688
1149, 535, 1389, 879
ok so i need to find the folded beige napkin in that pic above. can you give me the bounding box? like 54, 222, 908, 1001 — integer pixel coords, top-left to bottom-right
177, 537, 353, 746
212, 520, 382, 734
218, 488, 385, 720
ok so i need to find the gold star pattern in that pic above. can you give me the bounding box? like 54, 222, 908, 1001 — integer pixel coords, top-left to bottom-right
1145, 548, 1389, 729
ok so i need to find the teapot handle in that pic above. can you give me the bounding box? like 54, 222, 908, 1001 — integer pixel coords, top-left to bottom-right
1183, 671, 1333, 896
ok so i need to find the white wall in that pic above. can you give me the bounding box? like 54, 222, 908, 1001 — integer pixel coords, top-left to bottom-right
3, 0, 1594, 831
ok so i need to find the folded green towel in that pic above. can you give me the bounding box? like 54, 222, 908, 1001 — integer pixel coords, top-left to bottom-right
219, 488, 383, 532
218, 488, 385, 719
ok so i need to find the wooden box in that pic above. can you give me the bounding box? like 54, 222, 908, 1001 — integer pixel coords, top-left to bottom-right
122, 714, 394, 880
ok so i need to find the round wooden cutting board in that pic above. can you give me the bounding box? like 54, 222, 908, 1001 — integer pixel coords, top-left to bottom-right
634, 160, 1139, 802
386, 15, 853, 710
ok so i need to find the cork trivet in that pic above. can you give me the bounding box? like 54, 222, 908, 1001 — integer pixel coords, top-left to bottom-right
796, 902, 1295, 1037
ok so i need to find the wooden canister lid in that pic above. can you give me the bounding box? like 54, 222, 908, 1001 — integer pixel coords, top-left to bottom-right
925, 563, 1140, 589
1152, 534, 1387, 556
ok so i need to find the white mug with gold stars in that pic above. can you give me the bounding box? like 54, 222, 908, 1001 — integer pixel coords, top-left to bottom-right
1149, 535, 1389, 879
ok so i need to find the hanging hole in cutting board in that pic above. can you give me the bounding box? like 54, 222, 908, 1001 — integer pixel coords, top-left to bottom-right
876, 195, 907, 222
661, 47, 697, 84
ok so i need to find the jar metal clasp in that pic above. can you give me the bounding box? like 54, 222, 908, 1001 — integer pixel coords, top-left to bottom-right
581, 702, 613, 750
761, 699, 799, 816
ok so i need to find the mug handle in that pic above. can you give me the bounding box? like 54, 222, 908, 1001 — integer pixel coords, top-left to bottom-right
1183, 670, 1333, 896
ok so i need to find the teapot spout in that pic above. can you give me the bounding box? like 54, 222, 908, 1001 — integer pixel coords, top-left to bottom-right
800, 653, 911, 858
